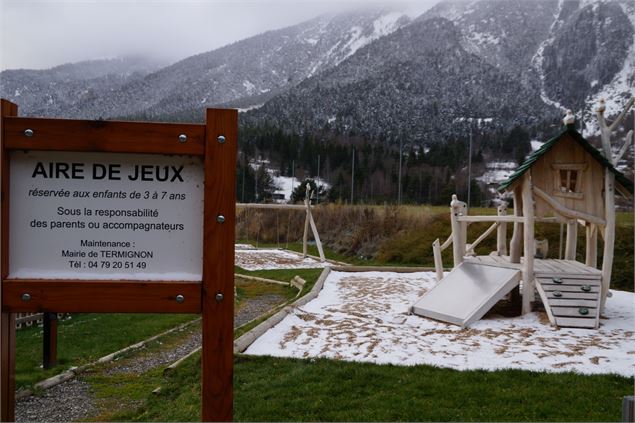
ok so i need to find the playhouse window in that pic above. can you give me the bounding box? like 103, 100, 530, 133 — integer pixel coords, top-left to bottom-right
552, 163, 586, 199
559, 169, 578, 193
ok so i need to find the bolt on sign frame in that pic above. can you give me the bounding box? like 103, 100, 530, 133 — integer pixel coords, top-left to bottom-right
0, 99, 236, 422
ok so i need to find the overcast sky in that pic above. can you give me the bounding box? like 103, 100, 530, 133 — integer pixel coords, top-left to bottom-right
0, 0, 440, 71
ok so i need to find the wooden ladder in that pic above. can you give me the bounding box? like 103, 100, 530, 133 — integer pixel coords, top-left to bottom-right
535, 274, 602, 329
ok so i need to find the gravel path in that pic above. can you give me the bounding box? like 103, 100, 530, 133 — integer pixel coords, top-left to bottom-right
15, 293, 287, 422
15, 380, 97, 423
236, 294, 286, 327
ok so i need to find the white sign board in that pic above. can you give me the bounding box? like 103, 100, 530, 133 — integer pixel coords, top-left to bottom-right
9, 151, 204, 280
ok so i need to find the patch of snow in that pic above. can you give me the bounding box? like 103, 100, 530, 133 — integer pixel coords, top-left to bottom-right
246, 271, 635, 376
273, 174, 330, 203
531, 140, 545, 151
582, 1, 635, 137
237, 104, 264, 113
235, 248, 328, 270
304, 37, 319, 46
235, 243, 256, 250
14, 89, 20, 97
532, 0, 567, 112
242, 80, 256, 95
333, 12, 405, 66
476, 171, 507, 185
454, 117, 494, 125
372, 12, 404, 38
273, 175, 299, 202
466, 31, 500, 46
476, 162, 516, 185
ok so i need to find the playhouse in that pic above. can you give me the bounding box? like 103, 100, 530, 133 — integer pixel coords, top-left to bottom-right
413, 107, 634, 329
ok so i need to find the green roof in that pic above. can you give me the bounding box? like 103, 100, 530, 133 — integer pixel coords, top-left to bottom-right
498, 124, 634, 195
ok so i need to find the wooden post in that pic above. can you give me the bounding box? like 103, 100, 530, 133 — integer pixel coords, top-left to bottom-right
600, 170, 615, 312
202, 108, 236, 422
585, 223, 597, 268
564, 220, 578, 260
302, 186, 310, 257
521, 174, 535, 314
496, 202, 508, 256
594, 98, 633, 313
509, 188, 523, 263
450, 195, 466, 268
1, 99, 17, 422
307, 207, 325, 261
432, 239, 444, 281
43, 312, 58, 369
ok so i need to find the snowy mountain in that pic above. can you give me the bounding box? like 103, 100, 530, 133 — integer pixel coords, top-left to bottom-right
242, 16, 555, 142
0, 56, 165, 117
0, 0, 632, 139
422, 0, 633, 122
0, 10, 410, 120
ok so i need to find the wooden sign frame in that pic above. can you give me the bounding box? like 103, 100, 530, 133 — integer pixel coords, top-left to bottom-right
0, 99, 236, 421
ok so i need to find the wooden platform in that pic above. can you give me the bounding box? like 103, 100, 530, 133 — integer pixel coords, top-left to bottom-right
465, 254, 601, 329
465, 254, 601, 277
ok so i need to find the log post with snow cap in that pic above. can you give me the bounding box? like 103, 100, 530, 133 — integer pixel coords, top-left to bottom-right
521, 173, 535, 314
596, 97, 634, 312
450, 194, 467, 268
509, 187, 523, 263
302, 184, 311, 257
496, 202, 508, 256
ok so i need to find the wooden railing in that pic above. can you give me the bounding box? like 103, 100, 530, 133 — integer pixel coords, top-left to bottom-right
432, 196, 509, 281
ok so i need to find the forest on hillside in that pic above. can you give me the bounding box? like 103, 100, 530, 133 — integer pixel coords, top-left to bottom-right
237, 123, 540, 205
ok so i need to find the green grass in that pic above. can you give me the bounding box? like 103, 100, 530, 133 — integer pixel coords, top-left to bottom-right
235, 277, 297, 316
111, 354, 633, 422
233, 267, 325, 338
83, 322, 203, 422
235, 266, 324, 286
15, 269, 321, 392
15, 313, 196, 390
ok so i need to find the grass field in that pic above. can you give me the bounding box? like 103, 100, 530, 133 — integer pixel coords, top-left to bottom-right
108, 354, 633, 422
15, 313, 196, 390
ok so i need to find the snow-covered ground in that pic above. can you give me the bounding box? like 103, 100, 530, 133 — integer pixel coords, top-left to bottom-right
476, 161, 517, 185
272, 174, 329, 203
246, 270, 635, 376
235, 247, 329, 270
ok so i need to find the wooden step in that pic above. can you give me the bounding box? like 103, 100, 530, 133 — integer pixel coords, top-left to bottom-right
535, 274, 601, 329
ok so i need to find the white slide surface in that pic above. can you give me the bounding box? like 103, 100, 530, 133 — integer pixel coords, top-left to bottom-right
412, 262, 521, 327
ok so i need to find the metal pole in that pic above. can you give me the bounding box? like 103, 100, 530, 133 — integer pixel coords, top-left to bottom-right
291, 160, 295, 203
467, 123, 472, 209
316, 154, 320, 205
351, 148, 355, 204
254, 164, 258, 202
398, 138, 403, 205
241, 159, 245, 203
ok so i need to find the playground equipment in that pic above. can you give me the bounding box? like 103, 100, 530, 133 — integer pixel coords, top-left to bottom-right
414, 102, 634, 329
236, 186, 325, 261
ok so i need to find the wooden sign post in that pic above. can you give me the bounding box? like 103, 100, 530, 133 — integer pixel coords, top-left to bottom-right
0, 99, 236, 421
